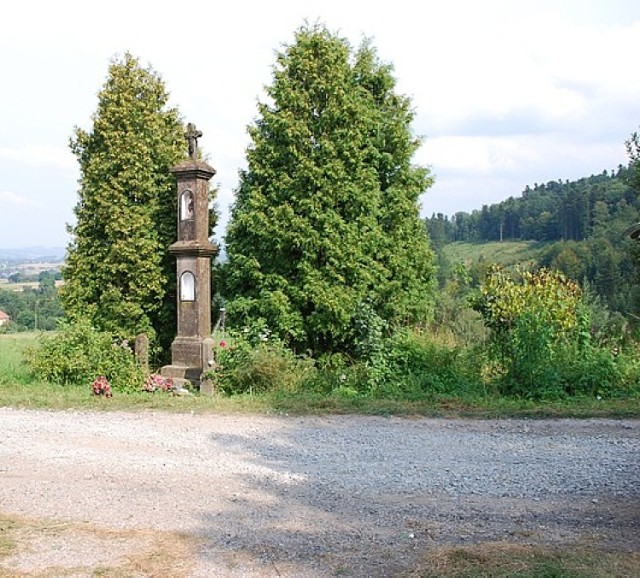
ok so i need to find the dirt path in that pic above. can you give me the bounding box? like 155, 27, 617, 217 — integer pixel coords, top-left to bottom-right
0, 409, 638, 576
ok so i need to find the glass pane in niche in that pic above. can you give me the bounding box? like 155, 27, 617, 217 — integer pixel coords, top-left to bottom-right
180, 271, 195, 301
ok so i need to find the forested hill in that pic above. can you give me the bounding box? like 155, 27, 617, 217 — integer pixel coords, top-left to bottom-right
426, 166, 638, 245
425, 165, 640, 316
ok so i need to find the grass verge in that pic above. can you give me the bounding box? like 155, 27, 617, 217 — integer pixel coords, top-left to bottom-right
2, 378, 639, 418
413, 542, 640, 577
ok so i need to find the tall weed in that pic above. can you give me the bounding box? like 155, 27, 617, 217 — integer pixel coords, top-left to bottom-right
380, 329, 486, 399
209, 325, 314, 395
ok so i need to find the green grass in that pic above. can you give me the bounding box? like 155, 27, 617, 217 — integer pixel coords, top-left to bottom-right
0, 332, 40, 387
415, 543, 640, 577
267, 390, 640, 418
442, 240, 549, 267
2, 333, 639, 417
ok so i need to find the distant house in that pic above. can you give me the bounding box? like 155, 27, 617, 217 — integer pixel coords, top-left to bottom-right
0, 310, 10, 326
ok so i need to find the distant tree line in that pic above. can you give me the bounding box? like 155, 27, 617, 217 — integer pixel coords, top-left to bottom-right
6, 270, 62, 284
426, 166, 637, 245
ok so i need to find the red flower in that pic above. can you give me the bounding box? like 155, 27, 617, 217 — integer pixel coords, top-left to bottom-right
219, 340, 227, 348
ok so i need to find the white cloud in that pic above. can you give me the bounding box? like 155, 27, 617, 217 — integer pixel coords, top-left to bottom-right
0, 146, 76, 170
421, 134, 627, 217
421, 134, 625, 179
0, 190, 35, 207
420, 136, 538, 175
407, 8, 640, 141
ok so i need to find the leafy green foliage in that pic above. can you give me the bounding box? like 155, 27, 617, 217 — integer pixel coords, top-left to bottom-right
4, 332, 640, 414
428, 168, 638, 244
431, 262, 487, 347
28, 319, 145, 391
626, 130, 640, 191
208, 323, 488, 401
470, 266, 637, 398
472, 267, 583, 338
471, 267, 583, 397
60, 53, 187, 355
0, 283, 63, 332
352, 301, 389, 387
379, 329, 486, 399
222, 24, 435, 355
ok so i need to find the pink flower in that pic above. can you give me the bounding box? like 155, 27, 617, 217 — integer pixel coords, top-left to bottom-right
144, 373, 174, 392
219, 340, 227, 348
91, 376, 112, 397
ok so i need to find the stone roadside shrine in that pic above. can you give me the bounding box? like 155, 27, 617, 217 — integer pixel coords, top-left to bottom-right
161, 123, 216, 390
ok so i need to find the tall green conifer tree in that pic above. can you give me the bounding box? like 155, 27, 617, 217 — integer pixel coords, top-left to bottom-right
627, 131, 640, 191
61, 53, 185, 352
223, 25, 435, 354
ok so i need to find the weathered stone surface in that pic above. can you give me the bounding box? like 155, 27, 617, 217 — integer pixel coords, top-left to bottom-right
160, 365, 201, 384
201, 337, 214, 369
184, 122, 203, 160
199, 378, 215, 396
170, 337, 204, 368
134, 333, 149, 373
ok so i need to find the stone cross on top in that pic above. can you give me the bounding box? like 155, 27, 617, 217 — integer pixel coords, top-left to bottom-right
184, 122, 203, 160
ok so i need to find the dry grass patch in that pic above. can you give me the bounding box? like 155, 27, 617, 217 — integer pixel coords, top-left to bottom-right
412, 542, 640, 577
0, 512, 197, 577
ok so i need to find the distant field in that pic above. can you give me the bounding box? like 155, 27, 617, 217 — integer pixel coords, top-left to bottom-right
0, 259, 64, 291
442, 240, 549, 267
17, 261, 63, 273
0, 280, 64, 292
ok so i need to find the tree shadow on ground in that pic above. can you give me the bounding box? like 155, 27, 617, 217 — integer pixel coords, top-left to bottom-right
189, 417, 640, 576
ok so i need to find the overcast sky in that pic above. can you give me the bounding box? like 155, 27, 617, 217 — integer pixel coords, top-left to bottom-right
1, 0, 639, 249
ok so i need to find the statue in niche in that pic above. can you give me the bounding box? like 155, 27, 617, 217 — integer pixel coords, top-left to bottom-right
181, 191, 194, 220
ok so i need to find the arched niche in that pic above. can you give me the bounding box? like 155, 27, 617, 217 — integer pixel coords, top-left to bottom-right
180, 190, 194, 220
180, 271, 195, 301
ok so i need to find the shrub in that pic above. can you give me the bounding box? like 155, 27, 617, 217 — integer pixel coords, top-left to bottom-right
470, 265, 640, 399
351, 301, 390, 388
295, 328, 486, 400
554, 343, 640, 398
301, 352, 369, 395
472, 267, 584, 398
28, 319, 144, 391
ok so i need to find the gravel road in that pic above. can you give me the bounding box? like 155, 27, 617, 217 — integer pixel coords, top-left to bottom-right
0, 408, 638, 576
